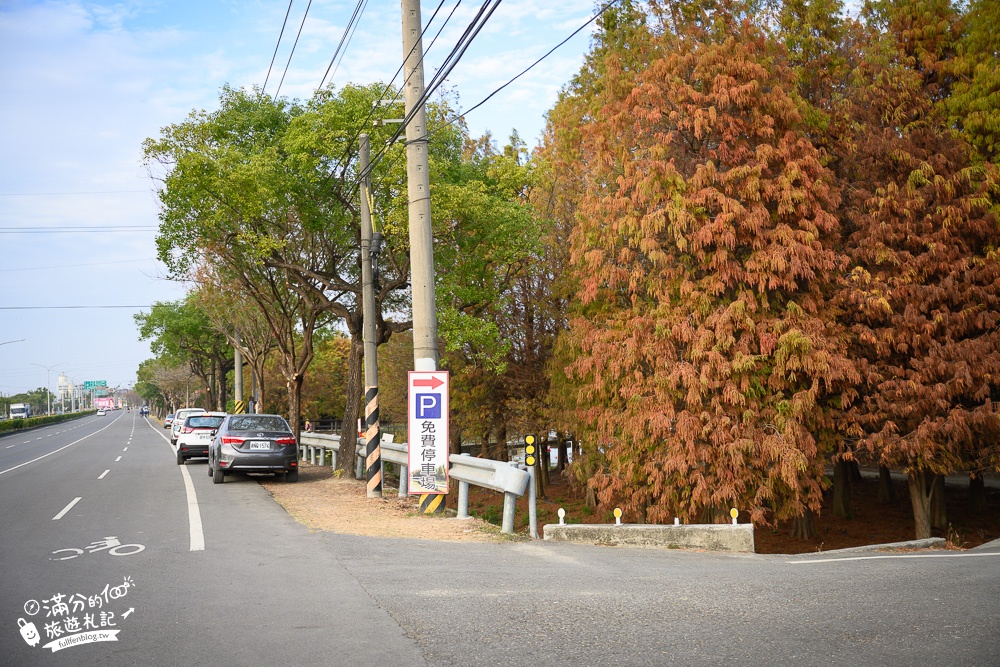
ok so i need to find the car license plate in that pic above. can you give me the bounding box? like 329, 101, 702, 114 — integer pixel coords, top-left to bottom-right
199, 434, 212, 441
249, 441, 270, 450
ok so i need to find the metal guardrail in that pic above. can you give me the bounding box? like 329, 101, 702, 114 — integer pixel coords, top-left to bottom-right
449, 453, 532, 535
297, 433, 535, 535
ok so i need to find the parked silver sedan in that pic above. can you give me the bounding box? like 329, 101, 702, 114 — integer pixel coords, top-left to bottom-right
208, 414, 298, 484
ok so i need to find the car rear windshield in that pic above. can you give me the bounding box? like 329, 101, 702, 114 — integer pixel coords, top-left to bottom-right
187, 416, 225, 428
228, 416, 290, 433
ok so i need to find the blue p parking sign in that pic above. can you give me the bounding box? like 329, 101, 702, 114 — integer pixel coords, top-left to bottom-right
415, 393, 442, 419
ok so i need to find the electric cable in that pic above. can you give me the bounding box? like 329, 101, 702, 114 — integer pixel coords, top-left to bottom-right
318, 0, 457, 190
364, 0, 621, 193
0, 258, 157, 272
0, 190, 147, 196
457, 0, 621, 121
275, 0, 315, 98
262, 0, 297, 96
360, 0, 503, 182
317, 0, 370, 90
0, 226, 156, 233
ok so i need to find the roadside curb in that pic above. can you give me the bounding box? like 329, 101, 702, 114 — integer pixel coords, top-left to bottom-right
970, 537, 1000, 551
542, 522, 755, 553
785, 537, 947, 557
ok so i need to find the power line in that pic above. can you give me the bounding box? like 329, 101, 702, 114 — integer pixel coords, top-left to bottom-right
0, 190, 147, 196
0, 258, 158, 272
275, 0, 315, 98
317, 0, 370, 90
0, 305, 153, 310
262, 0, 297, 96
361, 0, 503, 184
459, 0, 620, 120
0, 226, 156, 234
366, 0, 620, 192
319, 0, 457, 189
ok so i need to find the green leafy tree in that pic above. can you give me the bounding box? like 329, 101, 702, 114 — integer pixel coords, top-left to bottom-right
135, 298, 233, 410
945, 0, 1000, 163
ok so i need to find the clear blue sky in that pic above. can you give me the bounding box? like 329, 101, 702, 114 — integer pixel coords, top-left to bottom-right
0, 0, 599, 399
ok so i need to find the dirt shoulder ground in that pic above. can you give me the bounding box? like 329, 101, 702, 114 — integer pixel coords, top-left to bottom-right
259, 462, 521, 543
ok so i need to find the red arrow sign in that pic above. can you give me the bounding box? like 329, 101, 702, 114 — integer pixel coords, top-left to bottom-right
412, 377, 444, 390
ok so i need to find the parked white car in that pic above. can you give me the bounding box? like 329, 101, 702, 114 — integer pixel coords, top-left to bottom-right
176, 412, 227, 465
170, 407, 206, 445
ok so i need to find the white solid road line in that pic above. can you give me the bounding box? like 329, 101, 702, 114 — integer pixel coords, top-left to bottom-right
52, 497, 82, 520
789, 551, 1000, 564
181, 465, 206, 551
146, 419, 205, 551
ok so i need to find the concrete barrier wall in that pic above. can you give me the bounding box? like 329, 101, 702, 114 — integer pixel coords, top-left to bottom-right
542, 523, 755, 553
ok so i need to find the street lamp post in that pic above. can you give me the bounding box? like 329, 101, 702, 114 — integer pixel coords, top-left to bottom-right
30, 362, 65, 416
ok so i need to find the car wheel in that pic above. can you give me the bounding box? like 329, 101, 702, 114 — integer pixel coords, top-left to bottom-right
212, 465, 225, 484
286, 468, 299, 483
176, 449, 185, 465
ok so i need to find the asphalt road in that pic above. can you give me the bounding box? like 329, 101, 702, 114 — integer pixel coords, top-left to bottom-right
2, 412, 998, 666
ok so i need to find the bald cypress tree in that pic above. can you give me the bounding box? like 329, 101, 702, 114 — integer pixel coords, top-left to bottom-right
838, 0, 1000, 539
564, 1, 856, 530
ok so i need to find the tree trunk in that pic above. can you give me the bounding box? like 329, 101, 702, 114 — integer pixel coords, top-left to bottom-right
877, 466, 897, 504
209, 365, 217, 410
336, 336, 364, 478
832, 459, 853, 519
286, 374, 303, 438
930, 474, 947, 530
585, 484, 598, 509
907, 469, 933, 539
216, 356, 228, 411
790, 510, 817, 539
849, 459, 864, 484
539, 434, 550, 491
493, 425, 508, 461
557, 437, 569, 472
969, 473, 987, 513
699, 506, 727, 524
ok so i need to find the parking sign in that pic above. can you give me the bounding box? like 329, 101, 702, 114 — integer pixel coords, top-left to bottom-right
407, 371, 449, 495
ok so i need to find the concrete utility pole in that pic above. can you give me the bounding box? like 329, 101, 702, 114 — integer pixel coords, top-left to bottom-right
359, 134, 383, 498
401, 0, 439, 373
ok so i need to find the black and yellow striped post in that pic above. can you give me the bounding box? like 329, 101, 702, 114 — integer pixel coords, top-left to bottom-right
419, 493, 445, 513
364, 385, 382, 498
233, 400, 245, 414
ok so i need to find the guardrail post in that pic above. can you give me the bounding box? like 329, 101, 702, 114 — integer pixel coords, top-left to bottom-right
501, 491, 517, 534
457, 454, 471, 519
399, 464, 409, 497
317, 448, 326, 466
527, 464, 538, 539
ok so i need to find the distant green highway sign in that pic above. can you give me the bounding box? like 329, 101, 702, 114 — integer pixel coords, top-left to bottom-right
83, 380, 107, 390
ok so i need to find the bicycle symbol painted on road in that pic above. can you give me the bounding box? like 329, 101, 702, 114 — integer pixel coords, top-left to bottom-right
49, 537, 145, 561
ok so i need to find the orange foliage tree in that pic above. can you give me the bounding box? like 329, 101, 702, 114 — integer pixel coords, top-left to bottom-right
836, 0, 1000, 539
563, 1, 857, 529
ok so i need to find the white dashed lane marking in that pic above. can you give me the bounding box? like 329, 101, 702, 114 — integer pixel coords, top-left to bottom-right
52, 497, 82, 520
